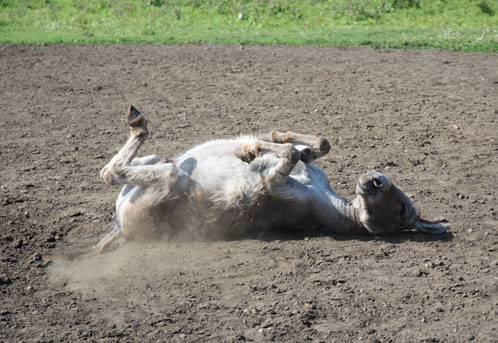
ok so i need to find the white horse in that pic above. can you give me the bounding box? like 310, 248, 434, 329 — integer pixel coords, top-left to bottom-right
97, 106, 448, 251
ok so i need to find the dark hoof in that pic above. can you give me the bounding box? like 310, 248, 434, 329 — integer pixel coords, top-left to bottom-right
127, 105, 145, 127
315, 138, 330, 155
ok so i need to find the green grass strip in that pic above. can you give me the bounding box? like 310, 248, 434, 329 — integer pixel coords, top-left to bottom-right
1, 0, 497, 52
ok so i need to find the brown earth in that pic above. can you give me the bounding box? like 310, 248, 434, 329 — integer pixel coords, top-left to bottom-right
1, 44, 497, 342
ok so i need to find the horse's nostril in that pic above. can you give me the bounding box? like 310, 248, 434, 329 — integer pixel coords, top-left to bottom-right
373, 178, 382, 187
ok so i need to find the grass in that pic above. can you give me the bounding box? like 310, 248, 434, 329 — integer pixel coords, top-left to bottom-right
1, 0, 497, 51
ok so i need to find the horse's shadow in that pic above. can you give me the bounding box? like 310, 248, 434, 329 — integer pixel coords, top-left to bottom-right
250, 226, 454, 244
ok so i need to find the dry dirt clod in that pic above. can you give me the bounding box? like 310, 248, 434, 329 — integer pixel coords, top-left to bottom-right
0, 275, 13, 285
424, 261, 436, 268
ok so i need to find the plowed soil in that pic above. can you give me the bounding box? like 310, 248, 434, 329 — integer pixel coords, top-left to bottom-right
1, 45, 497, 342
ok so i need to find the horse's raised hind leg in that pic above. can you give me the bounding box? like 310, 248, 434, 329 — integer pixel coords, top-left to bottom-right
95, 223, 121, 253
235, 140, 300, 189
100, 105, 150, 185
99, 106, 179, 188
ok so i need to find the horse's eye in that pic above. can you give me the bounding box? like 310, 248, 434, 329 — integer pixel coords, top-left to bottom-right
400, 202, 406, 217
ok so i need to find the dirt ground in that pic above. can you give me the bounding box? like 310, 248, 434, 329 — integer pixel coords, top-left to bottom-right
1, 44, 497, 342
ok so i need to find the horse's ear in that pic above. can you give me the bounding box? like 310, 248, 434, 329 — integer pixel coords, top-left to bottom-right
414, 219, 450, 234
357, 170, 392, 196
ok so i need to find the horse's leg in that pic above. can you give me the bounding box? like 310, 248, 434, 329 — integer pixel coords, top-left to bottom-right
235, 140, 300, 189
258, 131, 330, 163
99, 106, 177, 188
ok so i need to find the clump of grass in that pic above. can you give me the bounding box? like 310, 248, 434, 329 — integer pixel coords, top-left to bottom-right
0, 0, 497, 52
477, 1, 495, 16
391, 0, 421, 9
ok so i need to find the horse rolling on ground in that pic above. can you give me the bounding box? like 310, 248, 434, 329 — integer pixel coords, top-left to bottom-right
93, 105, 449, 252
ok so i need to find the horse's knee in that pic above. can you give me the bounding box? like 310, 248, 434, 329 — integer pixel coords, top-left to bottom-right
101, 166, 120, 185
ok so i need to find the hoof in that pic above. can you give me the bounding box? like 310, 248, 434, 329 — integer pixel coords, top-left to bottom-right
127, 105, 144, 126
315, 138, 330, 155
127, 105, 148, 136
